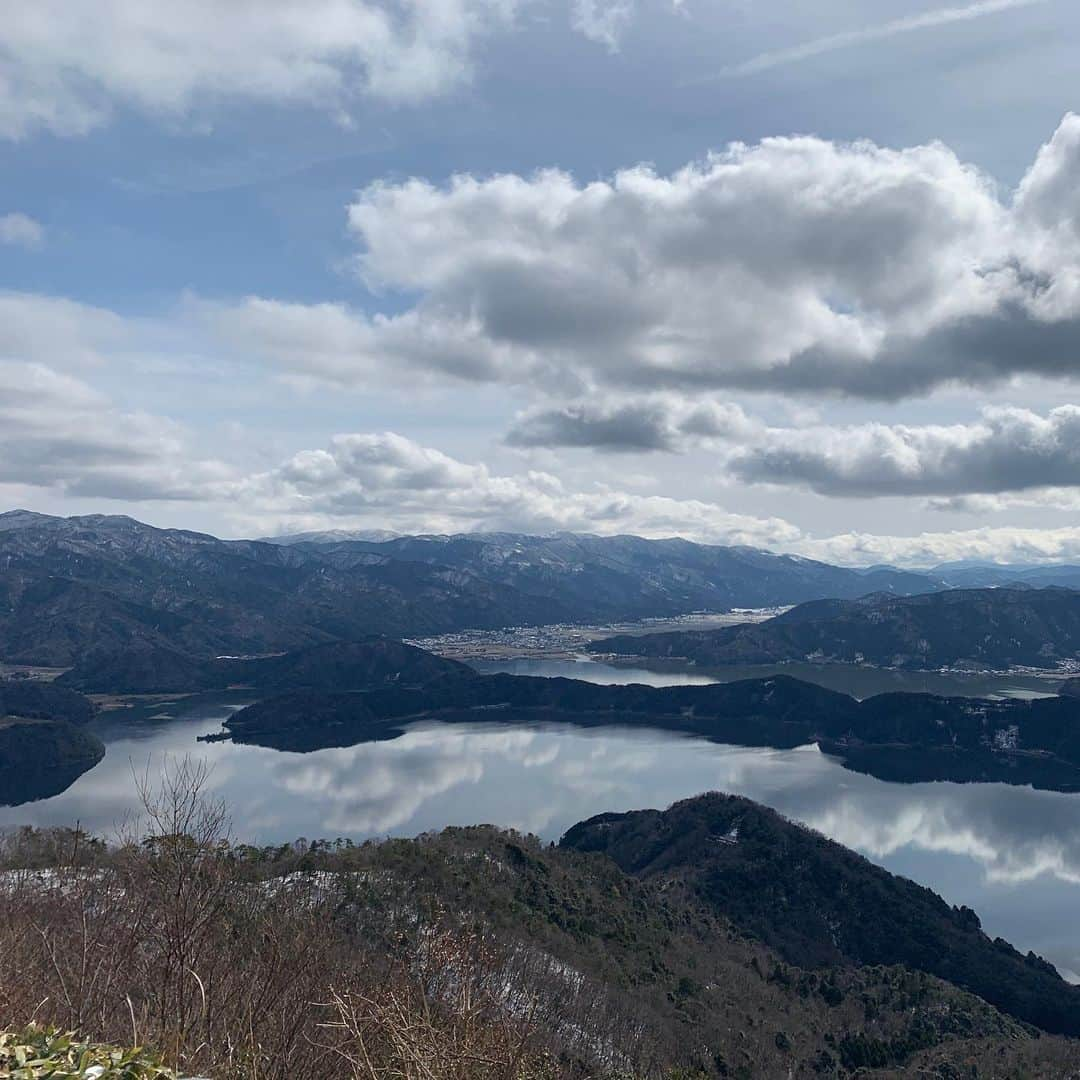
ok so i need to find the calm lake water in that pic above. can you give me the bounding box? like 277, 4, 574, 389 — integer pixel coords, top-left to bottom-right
471, 656, 1063, 699
1, 658, 1078, 982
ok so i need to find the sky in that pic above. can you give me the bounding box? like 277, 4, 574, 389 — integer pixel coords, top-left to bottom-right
2, 0, 1080, 566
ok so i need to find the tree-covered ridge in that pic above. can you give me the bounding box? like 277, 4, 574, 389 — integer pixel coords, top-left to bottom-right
593, 586, 1080, 671
561, 793, 1080, 1037
217, 658, 1080, 790
56, 638, 470, 695
0, 681, 93, 726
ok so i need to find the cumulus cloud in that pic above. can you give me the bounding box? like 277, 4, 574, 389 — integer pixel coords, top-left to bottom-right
926, 490, 1080, 514
0, 0, 518, 138
513, 396, 1080, 507
729, 405, 1080, 497
206, 297, 522, 388
230, 429, 801, 546
0, 360, 230, 501
0, 213, 43, 248
225, 116, 1080, 402
506, 396, 756, 451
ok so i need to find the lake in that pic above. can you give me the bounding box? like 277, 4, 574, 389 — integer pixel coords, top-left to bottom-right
471, 656, 1064, 699
1, 658, 1078, 983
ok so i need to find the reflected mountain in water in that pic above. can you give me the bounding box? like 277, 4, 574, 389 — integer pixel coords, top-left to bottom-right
0, 711, 104, 809
0, 750, 103, 807
210, 663, 1080, 793
4, 693, 1080, 980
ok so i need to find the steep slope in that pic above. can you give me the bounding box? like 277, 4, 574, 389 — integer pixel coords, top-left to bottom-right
594, 586, 1080, 670
323, 823, 1071, 1075
561, 793, 1080, 1036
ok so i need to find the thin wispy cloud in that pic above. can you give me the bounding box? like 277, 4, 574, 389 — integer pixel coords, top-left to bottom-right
706, 0, 1049, 80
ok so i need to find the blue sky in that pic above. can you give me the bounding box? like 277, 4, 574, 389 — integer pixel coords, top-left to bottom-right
2, 0, 1080, 564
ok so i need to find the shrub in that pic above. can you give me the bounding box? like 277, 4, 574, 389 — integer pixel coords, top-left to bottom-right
0, 1027, 177, 1079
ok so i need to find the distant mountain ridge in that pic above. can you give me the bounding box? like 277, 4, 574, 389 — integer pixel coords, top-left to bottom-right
933, 562, 1080, 589
0, 510, 944, 665
260, 527, 401, 545
593, 586, 1080, 671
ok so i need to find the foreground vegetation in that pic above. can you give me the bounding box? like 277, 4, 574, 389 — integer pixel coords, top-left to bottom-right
2, 764, 1079, 1078
0, 1027, 176, 1079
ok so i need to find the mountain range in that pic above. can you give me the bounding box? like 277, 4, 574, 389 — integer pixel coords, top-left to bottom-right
0, 510, 945, 665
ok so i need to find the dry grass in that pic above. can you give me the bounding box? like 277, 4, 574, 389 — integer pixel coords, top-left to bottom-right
0, 761, 573, 1080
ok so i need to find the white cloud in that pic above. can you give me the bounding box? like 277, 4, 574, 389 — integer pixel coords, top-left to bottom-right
926, 490, 1080, 513
729, 405, 1080, 497
0, 213, 43, 249
206, 296, 518, 388
571, 0, 635, 52
228, 116, 1080, 402
800, 524, 1080, 569
229, 429, 801, 546
0, 292, 133, 368
506, 395, 757, 451
226, 428, 1080, 567
710, 0, 1048, 79
0, 360, 230, 501
0, 0, 519, 139
510, 396, 1080, 507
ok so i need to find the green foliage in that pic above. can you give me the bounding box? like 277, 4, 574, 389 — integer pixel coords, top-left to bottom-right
0, 1027, 176, 1079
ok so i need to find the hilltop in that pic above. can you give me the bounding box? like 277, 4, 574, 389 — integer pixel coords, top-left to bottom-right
562, 793, 1080, 1037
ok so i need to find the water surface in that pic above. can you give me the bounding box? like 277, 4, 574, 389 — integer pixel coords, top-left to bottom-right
473, 656, 1062, 700
1, 683, 1079, 983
